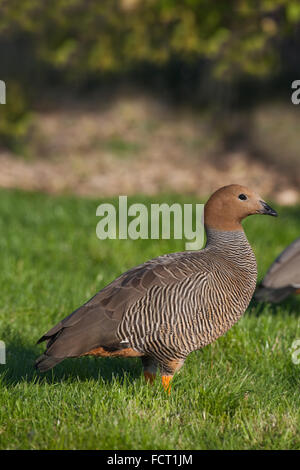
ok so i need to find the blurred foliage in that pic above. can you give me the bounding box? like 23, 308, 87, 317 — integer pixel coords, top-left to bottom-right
0, 0, 299, 150
0, 81, 32, 151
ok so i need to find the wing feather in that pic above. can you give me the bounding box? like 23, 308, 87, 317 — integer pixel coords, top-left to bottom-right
37, 251, 210, 362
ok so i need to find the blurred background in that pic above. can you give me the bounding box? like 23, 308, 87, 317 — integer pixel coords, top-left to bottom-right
1, 3, 300, 450
0, 0, 300, 203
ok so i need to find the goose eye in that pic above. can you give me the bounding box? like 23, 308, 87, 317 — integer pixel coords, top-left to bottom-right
238, 194, 247, 200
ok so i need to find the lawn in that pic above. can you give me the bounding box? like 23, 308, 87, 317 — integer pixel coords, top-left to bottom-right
0, 189, 299, 450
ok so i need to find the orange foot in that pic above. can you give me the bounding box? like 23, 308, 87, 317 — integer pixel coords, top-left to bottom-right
144, 371, 156, 385
162, 375, 172, 395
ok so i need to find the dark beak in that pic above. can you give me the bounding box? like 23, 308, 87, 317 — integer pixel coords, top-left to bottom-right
259, 200, 278, 217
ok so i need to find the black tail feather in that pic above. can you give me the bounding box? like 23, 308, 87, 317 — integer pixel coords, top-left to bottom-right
35, 354, 64, 372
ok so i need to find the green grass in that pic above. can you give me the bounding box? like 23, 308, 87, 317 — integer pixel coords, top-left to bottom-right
0, 189, 299, 450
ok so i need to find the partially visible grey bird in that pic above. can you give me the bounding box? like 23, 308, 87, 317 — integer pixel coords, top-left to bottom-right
255, 238, 300, 303
35, 184, 277, 393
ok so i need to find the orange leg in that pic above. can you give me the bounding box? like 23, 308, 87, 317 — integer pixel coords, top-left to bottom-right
295, 289, 300, 295
162, 375, 173, 395
144, 371, 156, 385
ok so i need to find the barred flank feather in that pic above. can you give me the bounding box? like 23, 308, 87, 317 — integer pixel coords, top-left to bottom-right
118, 229, 257, 374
